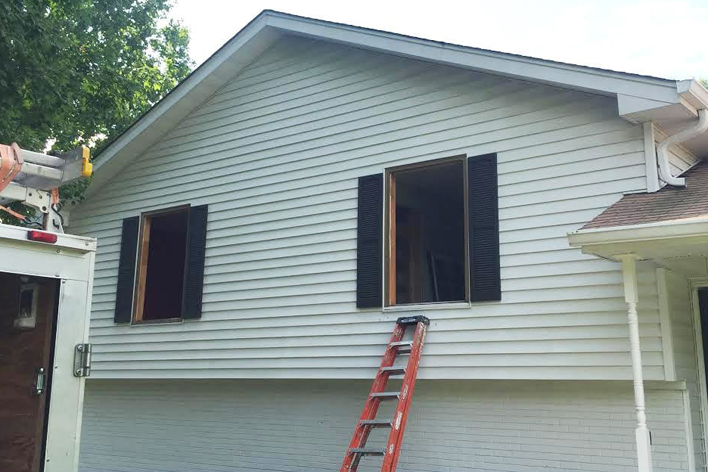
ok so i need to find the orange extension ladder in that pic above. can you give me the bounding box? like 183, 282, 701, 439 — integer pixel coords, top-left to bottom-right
340, 315, 430, 472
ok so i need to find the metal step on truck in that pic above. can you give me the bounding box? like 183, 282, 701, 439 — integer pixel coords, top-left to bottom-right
0, 142, 96, 472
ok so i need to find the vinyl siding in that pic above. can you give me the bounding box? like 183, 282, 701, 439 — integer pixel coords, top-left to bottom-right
663, 269, 706, 471
78, 379, 691, 472
669, 145, 699, 176
70, 35, 661, 380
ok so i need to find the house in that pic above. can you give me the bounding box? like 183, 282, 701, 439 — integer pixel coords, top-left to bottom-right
70, 10, 708, 472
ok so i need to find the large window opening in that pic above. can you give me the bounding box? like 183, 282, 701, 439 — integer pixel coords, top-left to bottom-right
387, 158, 467, 305
134, 207, 189, 322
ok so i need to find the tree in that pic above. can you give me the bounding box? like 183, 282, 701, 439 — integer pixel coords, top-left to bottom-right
0, 0, 193, 220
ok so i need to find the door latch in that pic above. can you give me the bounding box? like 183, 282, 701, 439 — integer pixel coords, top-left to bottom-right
32, 367, 46, 395
73, 343, 92, 377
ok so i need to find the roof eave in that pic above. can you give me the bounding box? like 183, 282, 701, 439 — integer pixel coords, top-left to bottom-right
678, 79, 708, 111
568, 218, 708, 253
265, 11, 679, 102
619, 79, 708, 124
87, 10, 701, 198
87, 12, 281, 197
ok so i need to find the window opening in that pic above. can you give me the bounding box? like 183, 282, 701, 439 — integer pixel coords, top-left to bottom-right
388, 158, 467, 305
134, 207, 189, 322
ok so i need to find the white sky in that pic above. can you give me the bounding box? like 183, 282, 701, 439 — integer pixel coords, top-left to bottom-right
171, 0, 708, 81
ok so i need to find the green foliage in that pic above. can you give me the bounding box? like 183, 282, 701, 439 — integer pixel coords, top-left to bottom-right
0, 0, 193, 222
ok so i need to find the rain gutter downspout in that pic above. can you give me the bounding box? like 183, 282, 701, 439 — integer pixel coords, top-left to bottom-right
656, 108, 708, 186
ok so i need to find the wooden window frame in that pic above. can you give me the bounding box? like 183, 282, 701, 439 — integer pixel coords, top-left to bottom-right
384, 155, 469, 307
132, 205, 190, 324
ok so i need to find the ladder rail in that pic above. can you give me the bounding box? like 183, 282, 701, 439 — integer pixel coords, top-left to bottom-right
382, 321, 428, 472
339, 323, 406, 472
18, 149, 66, 168
0, 143, 91, 232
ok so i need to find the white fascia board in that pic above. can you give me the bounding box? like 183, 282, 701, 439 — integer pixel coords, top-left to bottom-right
678, 79, 708, 111
264, 12, 680, 103
88, 11, 707, 198
0, 223, 96, 253
568, 218, 708, 248
622, 80, 708, 123
94, 14, 269, 171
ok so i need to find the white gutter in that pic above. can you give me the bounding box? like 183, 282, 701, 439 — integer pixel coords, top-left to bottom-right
657, 108, 708, 186
568, 217, 708, 247
677, 79, 708, 112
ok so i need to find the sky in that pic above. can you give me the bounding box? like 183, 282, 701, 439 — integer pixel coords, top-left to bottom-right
170, 0, 708, 81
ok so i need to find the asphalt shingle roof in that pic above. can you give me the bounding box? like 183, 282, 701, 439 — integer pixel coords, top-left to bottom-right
582, 160, 708, 229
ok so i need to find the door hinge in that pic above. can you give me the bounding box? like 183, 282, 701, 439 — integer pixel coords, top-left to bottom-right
73, 343, 92, 377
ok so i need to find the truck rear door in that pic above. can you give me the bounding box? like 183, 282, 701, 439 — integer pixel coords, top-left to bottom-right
0, 274, 59, 472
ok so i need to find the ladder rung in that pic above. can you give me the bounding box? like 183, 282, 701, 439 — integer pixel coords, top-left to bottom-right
349, 447, 385, 456
360, 419, 393, 428
371, 392, 400, 400
380, 366, 406, 375
390, 341, 412, 355
396, 315, 430, 326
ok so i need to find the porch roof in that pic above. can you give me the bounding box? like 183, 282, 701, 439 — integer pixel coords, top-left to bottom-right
583, 159, 708, 230
568, 161, 708, 277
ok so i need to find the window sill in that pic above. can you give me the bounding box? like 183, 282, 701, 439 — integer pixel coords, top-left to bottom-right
383, 302, 471, 312
131, 317, 183, 326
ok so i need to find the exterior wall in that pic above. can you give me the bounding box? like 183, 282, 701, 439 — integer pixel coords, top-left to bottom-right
669, 145, 699, 176
70, 35, 663, 380
78, 379, 691, 472
662, 268, 706, 470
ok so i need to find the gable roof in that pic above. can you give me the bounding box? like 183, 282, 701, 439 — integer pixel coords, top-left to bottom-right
582, 160, 708, 230
87, 10, 708, 197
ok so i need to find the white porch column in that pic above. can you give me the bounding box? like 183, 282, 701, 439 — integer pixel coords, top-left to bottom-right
619, 254, 653, 472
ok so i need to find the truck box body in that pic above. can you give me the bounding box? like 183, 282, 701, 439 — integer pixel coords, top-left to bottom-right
0, 224, 96, 472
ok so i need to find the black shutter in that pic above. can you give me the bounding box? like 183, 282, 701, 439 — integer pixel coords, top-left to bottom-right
356, 174, 383, 308
181, 204, 208, 319
468, 153, 501, 302
114, 216, 139, 323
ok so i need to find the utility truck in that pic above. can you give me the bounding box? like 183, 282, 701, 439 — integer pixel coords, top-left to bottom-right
0, 142, 96, 472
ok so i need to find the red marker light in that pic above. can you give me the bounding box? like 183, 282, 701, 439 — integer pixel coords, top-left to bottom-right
28, 230, 58, 244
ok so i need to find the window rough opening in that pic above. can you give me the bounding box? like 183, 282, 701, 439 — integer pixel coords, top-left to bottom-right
388, 159, 467, 305
135, 208, 189, 322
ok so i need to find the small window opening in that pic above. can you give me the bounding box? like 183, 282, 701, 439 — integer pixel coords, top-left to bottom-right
134, 208, 189, 322
388, 159, 467, 305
